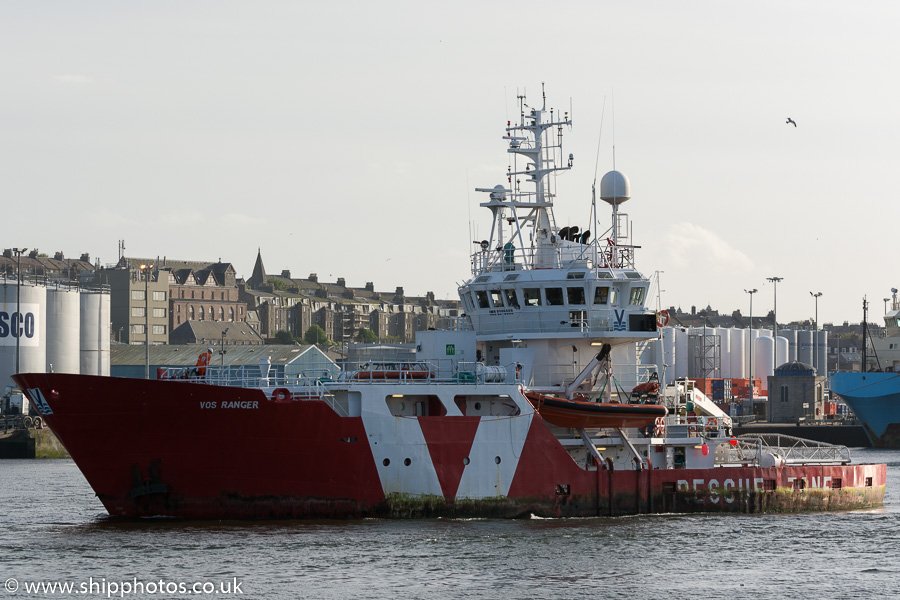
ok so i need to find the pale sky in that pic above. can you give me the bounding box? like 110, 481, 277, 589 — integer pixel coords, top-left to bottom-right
2, 1, 897, 325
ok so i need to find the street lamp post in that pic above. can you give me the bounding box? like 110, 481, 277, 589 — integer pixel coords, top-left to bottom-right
810, 291, 822, 373
11, 248, 27, 376
745, 289, 758, 397
766, 276, 783, 371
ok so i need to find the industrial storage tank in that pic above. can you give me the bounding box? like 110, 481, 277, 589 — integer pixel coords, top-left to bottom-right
775, 336, 789, 371
0, 279, 47, 388
814, 330, 828, 376
47, 285, 81, 374
754, 336, 775, 390
716, 328, 731, 379
661, 327, 676, 387
797, 330, 814, 365
783, 330, 798, 363
80, 289, 111, 376
674, 327, 689, 379
730, 328, 746, 379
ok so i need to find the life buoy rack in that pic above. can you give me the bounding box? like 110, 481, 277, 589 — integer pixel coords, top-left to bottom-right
272, 388, 293, 403
705, 417, 718, 431
653, 417, 667, 438
656, 310, 670, 327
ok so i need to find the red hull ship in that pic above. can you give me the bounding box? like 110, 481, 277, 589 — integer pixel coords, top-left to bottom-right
15, 373, 886, 519
15, 372, 885, 518
13, 87, 886, 519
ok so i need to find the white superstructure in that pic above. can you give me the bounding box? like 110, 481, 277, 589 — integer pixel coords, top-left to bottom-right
458, 87, 658, 391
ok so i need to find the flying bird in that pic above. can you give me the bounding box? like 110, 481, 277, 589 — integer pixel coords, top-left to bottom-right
786, 118, 797, 127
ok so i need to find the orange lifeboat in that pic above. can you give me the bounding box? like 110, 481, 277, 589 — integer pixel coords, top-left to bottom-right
526, 392, 667, 429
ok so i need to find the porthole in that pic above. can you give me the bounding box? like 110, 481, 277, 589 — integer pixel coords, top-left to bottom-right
495, 456, 502, 465
404, 458, 412, 466
474, 402, 482, 411
383, 458, 390, 467
463, 457, 470, 465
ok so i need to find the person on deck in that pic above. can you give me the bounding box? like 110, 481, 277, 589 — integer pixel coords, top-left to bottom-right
194, 347, 213, 377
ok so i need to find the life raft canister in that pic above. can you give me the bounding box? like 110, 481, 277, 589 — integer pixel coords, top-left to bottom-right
656, 310, 670, 327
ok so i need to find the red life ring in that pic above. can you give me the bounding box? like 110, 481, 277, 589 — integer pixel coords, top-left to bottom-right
656, 310, 670, 327
653, 417, 666, 437
272, 388, 293, 403
705, 417, 718, 431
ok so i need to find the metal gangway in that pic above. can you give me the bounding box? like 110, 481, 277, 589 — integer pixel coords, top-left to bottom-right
720, 433, 851, 466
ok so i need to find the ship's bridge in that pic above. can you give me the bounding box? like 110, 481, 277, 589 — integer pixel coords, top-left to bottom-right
458, 264, 657, 342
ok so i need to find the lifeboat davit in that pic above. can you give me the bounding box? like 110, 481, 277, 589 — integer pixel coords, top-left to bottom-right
526, 393, 668, 429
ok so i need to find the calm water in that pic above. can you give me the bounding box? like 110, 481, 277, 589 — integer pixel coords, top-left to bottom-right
2, 450, 899, 599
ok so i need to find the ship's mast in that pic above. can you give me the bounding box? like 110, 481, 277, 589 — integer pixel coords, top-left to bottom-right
474, 85, 572, 273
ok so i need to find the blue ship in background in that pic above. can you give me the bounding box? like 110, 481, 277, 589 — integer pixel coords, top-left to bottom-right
831, 291, 900, 448
831, 372, 900, 448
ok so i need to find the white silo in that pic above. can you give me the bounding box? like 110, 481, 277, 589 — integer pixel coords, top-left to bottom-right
661, 327, 676, 387
754, 336, 775, 392
674, 328, 689, 379
716, 328, 731, 379
797, 330, 813, 365
783, 330, 798, 363
814, 330, 829, 376
747, 328, 762, 378
0, 279, 47, 388
47, 286, 81, 374
80, 289, 111, 376
775, 336, 789, 370
730, 328, 746, 379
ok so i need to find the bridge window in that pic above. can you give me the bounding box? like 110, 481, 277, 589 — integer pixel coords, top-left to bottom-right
523, 288, 541, 307
567, 286, 586, 305
628, 287, 645, 305
545, 287, 564, 306
490, 290, 504, 307
475, 291, 489, 309
594, 286, 609, 305
504, 289, 520, 309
